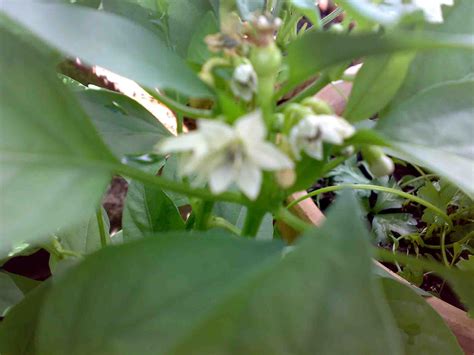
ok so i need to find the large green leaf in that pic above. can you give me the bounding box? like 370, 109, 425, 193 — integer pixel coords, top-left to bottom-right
285, 29, 473, 93
381, 278, 463, 354
122, 181, 185, 241
344, 53, 415, 122
75, 88, 172, 158
0, 272, 23, 316
168, 0, 217, 57
187, 11, 219, 66
376, 78, 474, 198
29, 193, 402, 354
1, 1, 212, 98
0, 28, 115, 256
57, 209, 109, 253
393, 0, 474, 105
0, 283, 49, 355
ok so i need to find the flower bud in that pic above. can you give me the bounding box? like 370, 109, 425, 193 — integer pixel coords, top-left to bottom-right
341, 145, 355, 157
362, 146, 395, 177
301, 97, 334, 115
230, 63, 258, 102
276, 168, 296, 188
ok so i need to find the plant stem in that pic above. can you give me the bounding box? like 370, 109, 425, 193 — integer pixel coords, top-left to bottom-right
116, 163, 246, 205
399, 173, 438, 188
321, 7, 343, 26
287, 183, 453, 228
208, 216, 241, 235
96, 208, 108, 248
241, 208, 266, 237
423, 231, 474, 250
148, 89, 213, 119
440, 227, 449, 267
276, 207, 311, 232
194, 200, 215, 230
277, 73, 330, 109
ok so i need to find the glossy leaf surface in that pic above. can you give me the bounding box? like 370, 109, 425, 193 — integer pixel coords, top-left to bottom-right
0, 28, 115, 256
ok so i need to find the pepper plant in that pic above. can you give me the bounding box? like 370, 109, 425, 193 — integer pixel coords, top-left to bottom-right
0, 0, 473, 353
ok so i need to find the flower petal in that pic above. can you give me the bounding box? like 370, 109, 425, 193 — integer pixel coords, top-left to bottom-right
304, 141, 324, 160
209, 161, 236, 194
236, 161, 262, 200
156, 132, 204, 154
249, 141, 294, 170
235, 110, 266, 143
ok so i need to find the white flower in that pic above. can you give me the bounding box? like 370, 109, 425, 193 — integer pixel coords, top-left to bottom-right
412, 0, 453, 23
380, 0, 453, 23
289, 115, 355, 160
157, 111, 294, 200
230, 63, 258, 102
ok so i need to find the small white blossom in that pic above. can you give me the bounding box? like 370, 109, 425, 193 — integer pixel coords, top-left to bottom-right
231, 63, 258, 102
289, 115, 355, 160
381, 0, 453, 23
412, 0, 453, 23
157, 111, 294, 200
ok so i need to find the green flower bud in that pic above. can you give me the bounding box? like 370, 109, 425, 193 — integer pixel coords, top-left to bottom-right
301, 97, 334, 115
362, 146, 395, 177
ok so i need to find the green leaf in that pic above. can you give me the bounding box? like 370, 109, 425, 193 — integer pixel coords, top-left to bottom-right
457, 255, 474, 272
372, 213, 418, 245
376, 79, 474, 198
285, 29, 473, 93
187, 11, 219, 66
290, 0, 321, 26
381, 278, 463, 355
0, 28, 115, 256
122, 181, 185, 241
59, 208, 109, 252
376, 248, 474, 317
1, 1, 212, 98
0, 272, 23, 316
372, 177, 405, 213
0, 283, 50, 355
344, 53, 415, 122
75, 87, 172, 158
168, 0, 217, 57
32, 193, 403, 354
393, 0, 474, 105
101, 0, 169, 42
417, 180, 458, 224
160, 155, 189, 207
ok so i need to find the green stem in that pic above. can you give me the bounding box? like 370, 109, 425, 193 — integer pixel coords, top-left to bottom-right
423, 231, 474, 250
277, 73, 331, 109
194, 200, 215, 230
241, 209, 266, 237
276, 207, 311, 232
116, 163, 246, 205
148, 89, 213, 119
287, 183, 453, 228
321, 7, 343, 26
258, 75, 276, 127
208, 216, 241, 235
440, 227, 449, 267
96, 208, 108, 248
399, 173, 438, 188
